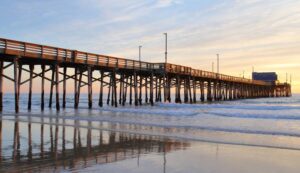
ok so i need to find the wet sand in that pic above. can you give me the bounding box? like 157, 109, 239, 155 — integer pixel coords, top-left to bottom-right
1, 119, 300, 173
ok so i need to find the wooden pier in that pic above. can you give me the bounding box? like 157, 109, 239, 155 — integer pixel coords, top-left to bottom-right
0, 38, 292, 112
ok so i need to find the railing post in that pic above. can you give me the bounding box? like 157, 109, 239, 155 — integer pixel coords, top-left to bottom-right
23, 43, 27, 57
4, 40, 7, 53
106, 57, 109, 67
64, 50, 67, 61
85, 53, 88, 64
41, 46, 44, 58
56, 48, 59, 60
72, 50, 77, 63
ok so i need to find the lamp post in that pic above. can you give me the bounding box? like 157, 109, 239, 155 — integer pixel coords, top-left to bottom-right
139, 45, 142, 61
164, 33, 167, 64
217, 54, 219, 74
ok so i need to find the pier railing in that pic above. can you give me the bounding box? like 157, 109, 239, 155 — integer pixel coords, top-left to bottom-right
0, 38, 269, 86
165, 63, 270, 86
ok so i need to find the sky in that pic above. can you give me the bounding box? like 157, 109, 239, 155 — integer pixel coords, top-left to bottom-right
0, 0, 299, 93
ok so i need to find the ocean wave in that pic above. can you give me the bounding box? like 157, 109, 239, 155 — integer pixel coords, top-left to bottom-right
2, 113, 300, 138
207, 109, 300, 120
157, 102, 300, 111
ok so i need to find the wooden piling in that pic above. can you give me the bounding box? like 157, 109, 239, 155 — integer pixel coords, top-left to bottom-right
74, 67, 78, 108
111, 73, 114, 107
62, 67, 67, 108
49, 66, 55, 108
167, 76, 171, 102
122, 76, 128, 106
41, 65, 45, 110
213, 81, 217, 101
98, 70, 104, 107
113, 71, 117, 107
175, 76, 179, 103
28, 65, 34, 110
145, 77, 148, 103
119, 74, 123, 105
107, 75, 111, 105
192, 79, 196, 103
184, 78, 188, 103
14, 58, 19, 113
158, 77, 162, 102
188, 77, 192, 104
134, 72, 138, 106
16, 64, 23, 112
55, 64, 60, 111
129, 75, 133, 105
139, 76, 142, 105
75, 68, 82, 109
200, 81, 204, 102
155, 77, 158, 102
150, 73, 154, 106
207, 81, 212, 102
87, 67, 93, 108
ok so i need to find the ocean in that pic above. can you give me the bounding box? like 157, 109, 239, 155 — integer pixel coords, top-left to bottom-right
0, 93, 300, 172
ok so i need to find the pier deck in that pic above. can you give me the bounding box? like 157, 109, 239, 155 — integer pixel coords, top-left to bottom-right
0, 38, 291, 112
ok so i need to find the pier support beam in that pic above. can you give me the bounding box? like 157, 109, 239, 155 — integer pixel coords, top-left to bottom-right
13, 58, 20, 113
107, 75, 111, 105
192, 78, 196, 103
112, 70, 117, 107
150, 73, 154, 106
55, 64, 60, 111
87, 66, 93, 108
134, 72, 138, 106
122, 76, 128, 106
139, 76, 142, 105
158, 77, 162, 102
207, 81, 212, 102
41, 65, 45, 110
49, 66, 55, 108
62, 67, 67, 108
129, 75, 133, 105
184, 78, 188, 103
200, 81, 205, 102
98, 70, 104, 107
75, 68, 82, 109
74, 67, 78, 108
119, 74, 124, 105
28, 65, 34, 110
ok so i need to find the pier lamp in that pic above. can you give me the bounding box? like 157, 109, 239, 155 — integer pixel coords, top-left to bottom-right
139, 45, 142, 61
164, 33, 167, 64
217, 54, 219, 74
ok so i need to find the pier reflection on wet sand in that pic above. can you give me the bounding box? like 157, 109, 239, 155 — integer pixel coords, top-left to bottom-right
0, 117, 190, 172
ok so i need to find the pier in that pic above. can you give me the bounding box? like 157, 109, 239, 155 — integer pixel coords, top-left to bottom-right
0, 38, 292, 112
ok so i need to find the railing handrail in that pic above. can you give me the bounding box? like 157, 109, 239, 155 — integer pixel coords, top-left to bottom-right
0, 37, 271, 86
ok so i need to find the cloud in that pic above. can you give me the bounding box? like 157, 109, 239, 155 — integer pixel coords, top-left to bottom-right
154, 0, 183, 8
1, 0, 300, 92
